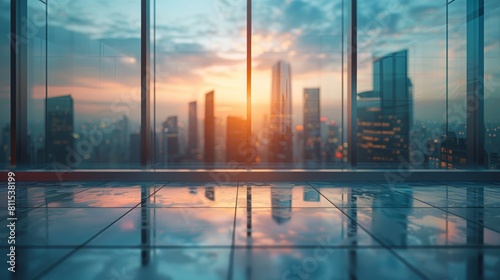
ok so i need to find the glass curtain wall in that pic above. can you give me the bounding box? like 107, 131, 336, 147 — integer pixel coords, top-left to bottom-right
45, 0, 141, 169
251, 0, 347, 169
356, 0, 448, 169
27, 0, 47, 169
0, 0, 10, 168
484, 0, 500, 169
151, 0, 247, 168
5, 0, 499, 170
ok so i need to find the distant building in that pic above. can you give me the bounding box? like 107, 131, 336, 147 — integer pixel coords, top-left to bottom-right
324, 121, 341, 164
188, 101, 198, 159
205, 186, 215, 201
163, 116, 180, 164
129, 132, 140, 163
226, 116, 247, 163
0, 124, 9, 164
490, 153, 500, 169
204, 91, 215, 164
47, 95, 74, 164
357, 50, 413, 166
256, 114, 269, 164
440, 133, 467, 169
269, 61, 293, 164
303, 88, 321, 163
109, 115, 129, 163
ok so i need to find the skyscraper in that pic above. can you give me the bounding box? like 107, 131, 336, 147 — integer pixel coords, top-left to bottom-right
129, 132, 140, 163
357, 50, 413, 166
0, 124, 9, 165
226, 116, 247, 163
204, 90, 215, 164
162, 116, 180, 164
269, 61, 292, 164
303, 88, 321, 163
188, 101, 198, 159
47, 95, 74, 164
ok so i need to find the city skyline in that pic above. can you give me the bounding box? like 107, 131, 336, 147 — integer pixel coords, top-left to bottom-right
3, 52, 500, 168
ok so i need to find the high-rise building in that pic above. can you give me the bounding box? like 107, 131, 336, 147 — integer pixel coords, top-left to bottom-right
269, 61, 292, 164
188, 101, 198, 159
440, 132, 467, 169
129, 132, 140, 163
109, 115, 129, 163
204, 91, 215, 164
303, 88, 321, 163
324, 121, 341, 164
0, 124, 10, 165
357, 50, 413, 166
47, 95, 74, 164
226, 116, 247, 163
162, 116, 180, 164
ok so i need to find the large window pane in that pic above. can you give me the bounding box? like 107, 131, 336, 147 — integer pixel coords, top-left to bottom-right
0, 0, 9, 168
252, 0, 346, 168
27, 0, 47, 168
357, 1, 446, 169
46, 0, 141, 169
152, 0, 247, 168
484, 1, 500, 169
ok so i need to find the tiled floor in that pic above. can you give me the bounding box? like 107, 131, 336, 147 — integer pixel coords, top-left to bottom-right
1, 181, 500, 280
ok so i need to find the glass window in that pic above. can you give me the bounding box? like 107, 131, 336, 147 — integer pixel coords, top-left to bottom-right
484, 0, 500, 169
4, 0, 498, 171
152, 0, 247, 168
252, 0, 346, 168
357, 0, 446, 169
46, 0, 141, 169
0, 0, 9, 168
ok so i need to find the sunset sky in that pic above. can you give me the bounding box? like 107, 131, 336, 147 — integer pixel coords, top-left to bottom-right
0, 0, 499, 133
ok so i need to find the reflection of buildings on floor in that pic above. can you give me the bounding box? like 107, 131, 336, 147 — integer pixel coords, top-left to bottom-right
303, 186, 320, 202
371, 190, 411, 246
8, 182, 499, 279
270, 184, 292, 224
205, 186, 215, 201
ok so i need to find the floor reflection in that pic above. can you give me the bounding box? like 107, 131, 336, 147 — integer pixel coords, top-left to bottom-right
4, 182, 500, 280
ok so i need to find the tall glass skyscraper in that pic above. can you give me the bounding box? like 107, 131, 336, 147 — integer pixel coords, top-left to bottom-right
269, 61, 293, 164
188, 101, 198, 160
47, 95, 74, 164
162, 116, 179, 164
358, 50, 413, 166
303, 88, 321, 163
204, 91, 215, 164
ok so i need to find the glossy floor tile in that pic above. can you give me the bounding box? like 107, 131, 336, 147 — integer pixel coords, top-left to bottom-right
2, 181, 499, 280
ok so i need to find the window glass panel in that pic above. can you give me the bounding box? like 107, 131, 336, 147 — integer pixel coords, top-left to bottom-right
0, 0, 9, 167
484, 0, 500, 169
46, 0, 141, 168
153, 0, 247, 168
357, 0, 446, 169
252, 0, 346, 168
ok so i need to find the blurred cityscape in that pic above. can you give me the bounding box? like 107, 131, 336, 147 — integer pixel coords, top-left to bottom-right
1, 49, 499, 169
